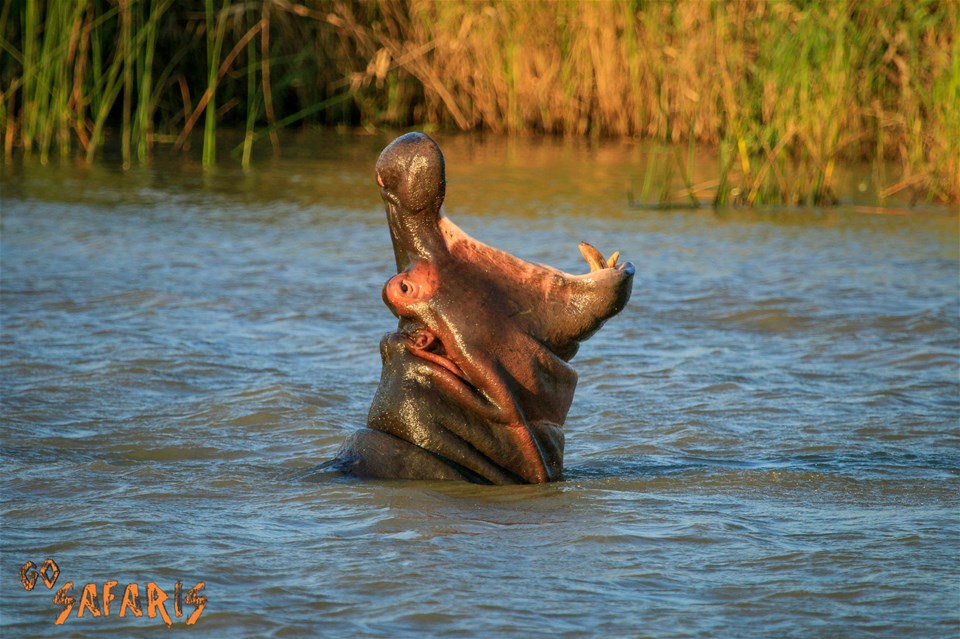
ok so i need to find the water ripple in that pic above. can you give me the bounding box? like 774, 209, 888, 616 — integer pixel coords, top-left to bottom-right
2, 147, 958, 638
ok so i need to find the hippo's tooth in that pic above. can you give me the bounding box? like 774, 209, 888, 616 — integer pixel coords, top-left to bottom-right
606, 251, 620, 269
578, 242, 608, 272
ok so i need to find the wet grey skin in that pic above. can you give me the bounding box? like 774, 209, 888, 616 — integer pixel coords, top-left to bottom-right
332, 132, 634, 484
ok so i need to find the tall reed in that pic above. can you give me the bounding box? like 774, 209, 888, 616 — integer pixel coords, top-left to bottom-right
202, 0, 226, 167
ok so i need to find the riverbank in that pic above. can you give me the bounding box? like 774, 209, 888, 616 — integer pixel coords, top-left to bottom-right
1, 1, 957, 204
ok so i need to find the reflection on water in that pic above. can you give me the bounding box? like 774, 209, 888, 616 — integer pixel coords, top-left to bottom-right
1, 132, 958, 638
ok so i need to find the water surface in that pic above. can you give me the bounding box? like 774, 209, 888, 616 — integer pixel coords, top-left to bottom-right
2, 133, 958, 638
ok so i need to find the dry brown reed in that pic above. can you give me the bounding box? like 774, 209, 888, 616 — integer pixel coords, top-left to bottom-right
331, 0, 958, 204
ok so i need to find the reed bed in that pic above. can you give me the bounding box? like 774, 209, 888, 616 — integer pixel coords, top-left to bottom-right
1, 0, 956, 203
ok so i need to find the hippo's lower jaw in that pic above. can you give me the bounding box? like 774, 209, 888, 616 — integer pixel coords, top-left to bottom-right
328, 132, 633, 484
330, 330, 568, 485
334, 427, 566, 485
333, 428, 488, 483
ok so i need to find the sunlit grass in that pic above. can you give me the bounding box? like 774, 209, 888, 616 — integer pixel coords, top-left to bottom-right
0, 0, 956, 204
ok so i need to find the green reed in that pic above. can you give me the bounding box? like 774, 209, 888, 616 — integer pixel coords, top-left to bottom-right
0, 0, 956, 204
240, 4, 258, 170
134, 0, 166, 163
202, 0, 226, 167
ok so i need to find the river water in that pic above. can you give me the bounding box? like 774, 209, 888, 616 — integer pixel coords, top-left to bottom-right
2, 132, 958, 638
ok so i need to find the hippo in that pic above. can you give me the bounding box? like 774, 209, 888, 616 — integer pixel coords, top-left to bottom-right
330, 132, 634, 484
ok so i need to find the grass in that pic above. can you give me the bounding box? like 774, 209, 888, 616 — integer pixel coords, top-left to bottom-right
0, 0, 956, 205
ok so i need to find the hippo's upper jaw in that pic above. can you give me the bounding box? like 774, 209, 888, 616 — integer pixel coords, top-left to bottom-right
334, 132, 634, 485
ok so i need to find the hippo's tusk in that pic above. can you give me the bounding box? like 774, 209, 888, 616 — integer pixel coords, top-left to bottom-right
579, 242, 621, 272
578, 242, 606, 272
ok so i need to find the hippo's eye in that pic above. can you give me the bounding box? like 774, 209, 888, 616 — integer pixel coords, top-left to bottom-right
400, 281, 410, 294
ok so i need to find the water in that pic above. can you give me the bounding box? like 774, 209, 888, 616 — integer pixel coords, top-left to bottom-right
2, 133, 958, 638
